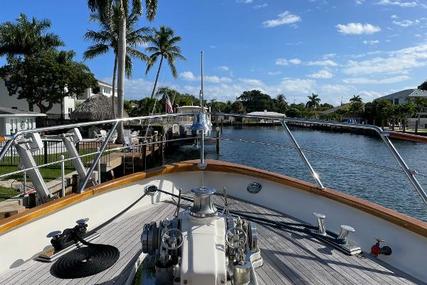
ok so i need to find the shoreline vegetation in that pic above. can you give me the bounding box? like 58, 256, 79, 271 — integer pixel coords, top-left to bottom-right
125, 88, 427, 135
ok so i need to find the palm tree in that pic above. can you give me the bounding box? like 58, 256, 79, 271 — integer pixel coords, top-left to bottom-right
84, 5, 149, 117
306, 93, 321, 109
350, 95, 362, 103
144, 26, 185, 99
88, 0, 157, 142
0, 13, 63, 59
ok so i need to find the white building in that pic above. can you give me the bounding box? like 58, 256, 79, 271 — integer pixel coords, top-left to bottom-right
375, 89, 427, 105
0, 79, 116, 119
0, 107, 46, 136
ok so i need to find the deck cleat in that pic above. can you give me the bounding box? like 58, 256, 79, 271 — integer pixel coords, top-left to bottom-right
313, 212, 327, 236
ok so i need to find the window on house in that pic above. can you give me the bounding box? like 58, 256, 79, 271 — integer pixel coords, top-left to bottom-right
68, 108, 73, 113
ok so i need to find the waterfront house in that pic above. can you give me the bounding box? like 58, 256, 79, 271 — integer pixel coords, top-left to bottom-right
375, 89, 427, 130
0, 79, 116, 120
374, 89, 427, 105
0, 107, 46, 136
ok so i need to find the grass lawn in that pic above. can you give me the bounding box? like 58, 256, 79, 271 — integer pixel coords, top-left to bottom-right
0, 148, 102, 182
0, 165, 74, 182
0, 186, 18, 202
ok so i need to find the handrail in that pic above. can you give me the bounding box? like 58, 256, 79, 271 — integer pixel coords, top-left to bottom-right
281, 120, 325, 189
0, 136, 201, 180
214, 113, 427, 205
0, 112, 194, 161
0, 112, 426, 206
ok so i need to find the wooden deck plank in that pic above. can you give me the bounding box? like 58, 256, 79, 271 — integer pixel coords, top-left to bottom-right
0, 196, 424, 285
237, 201, 350, 285
228, 196, 423, 285
2, 202, 174, 285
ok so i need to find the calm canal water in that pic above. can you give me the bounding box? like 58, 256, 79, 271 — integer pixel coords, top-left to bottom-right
170, 126, 427, 221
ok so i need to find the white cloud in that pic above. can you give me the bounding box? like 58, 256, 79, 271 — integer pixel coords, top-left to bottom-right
236, 0, 253, 3
278, 78, 316, 94
377, 0, 418, 8
307, 59, 338, 67
254, 3, 268, 9
343, 43, 427, 75
205, 76, 233, 83
363, 40, 380, 45
343, 75, 410, 84
393, 19, 420, 27
268, 71, 282, 76
180, 71, 232, 83
180, 71, 197, 81
263, 11, 301, 28
308, 70, 334, 79
275, 58, 302, 66
355, 0, 365, 4
289, 58, 302, 64
336, 23, 381, 35
320, 84, 355, 95
218, 66, 230, 71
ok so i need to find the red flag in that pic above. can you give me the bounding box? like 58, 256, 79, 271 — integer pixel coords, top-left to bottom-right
165, 94, 173, 113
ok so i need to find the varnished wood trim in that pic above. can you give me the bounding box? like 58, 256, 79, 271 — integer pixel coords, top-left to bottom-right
1, 159, 426, 238
390, 131, 427, 143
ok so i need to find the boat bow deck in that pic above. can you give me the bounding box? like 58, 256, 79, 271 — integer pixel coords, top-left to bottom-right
0, 197, 423, 285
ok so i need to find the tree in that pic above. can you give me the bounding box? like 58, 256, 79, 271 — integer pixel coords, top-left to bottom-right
306, 93, 321, 109
348, 101, 364, 118
237, 90, 273, 113
88, 0, 158, 142
84, 5, 149, 117
0, 13, 63, 59
0, 50, 98, 115
144, 26, 186, 99
349, 95, 362, 103
273, 94, 288, 113
231, 101, 245, 114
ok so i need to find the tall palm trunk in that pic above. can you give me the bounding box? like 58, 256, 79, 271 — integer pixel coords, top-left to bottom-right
149, 55, 163, 99
116, 0, 126, 143
111, 54, 117, 118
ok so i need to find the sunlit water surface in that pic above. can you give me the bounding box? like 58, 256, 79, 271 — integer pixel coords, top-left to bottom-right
168, 126, 427, 221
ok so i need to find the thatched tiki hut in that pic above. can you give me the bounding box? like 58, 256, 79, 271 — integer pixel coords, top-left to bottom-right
71, 94, 128, 121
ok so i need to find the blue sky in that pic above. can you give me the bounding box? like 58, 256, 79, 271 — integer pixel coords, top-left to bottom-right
2, 0, 427, 105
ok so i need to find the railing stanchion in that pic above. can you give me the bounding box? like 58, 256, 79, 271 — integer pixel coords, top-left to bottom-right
97, 147, 101, 184
281, 119, 325, 189
78, 121, 118, 193
60, 154, 65, 198
23, 170, 27, 194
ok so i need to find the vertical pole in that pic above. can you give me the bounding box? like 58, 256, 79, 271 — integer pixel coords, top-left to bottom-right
44, 141, 48, 164
23, 171, 27, 194
97, 147, 101, 184
199, 51, 206, 168
60, 154, 65, 198
216, 127, 220, 155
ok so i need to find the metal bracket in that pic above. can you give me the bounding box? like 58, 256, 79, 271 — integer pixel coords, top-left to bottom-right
14, 134, 51, 203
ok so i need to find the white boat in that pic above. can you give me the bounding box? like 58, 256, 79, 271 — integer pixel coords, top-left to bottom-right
175, 105, 212, 137
0, 113, 426, 285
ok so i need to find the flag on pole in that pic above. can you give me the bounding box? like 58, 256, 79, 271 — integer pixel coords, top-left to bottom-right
165, 94, 173, 113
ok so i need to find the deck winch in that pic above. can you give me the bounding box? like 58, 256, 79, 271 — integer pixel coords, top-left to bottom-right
140, 186, 263, 285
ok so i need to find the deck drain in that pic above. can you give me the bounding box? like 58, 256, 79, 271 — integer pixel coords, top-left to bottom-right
50, 244, 120, 279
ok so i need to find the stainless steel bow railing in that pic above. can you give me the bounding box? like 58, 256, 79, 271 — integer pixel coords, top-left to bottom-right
0, 113, 194, 195
0, 112, 426, 206
215, 113, 427, 205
